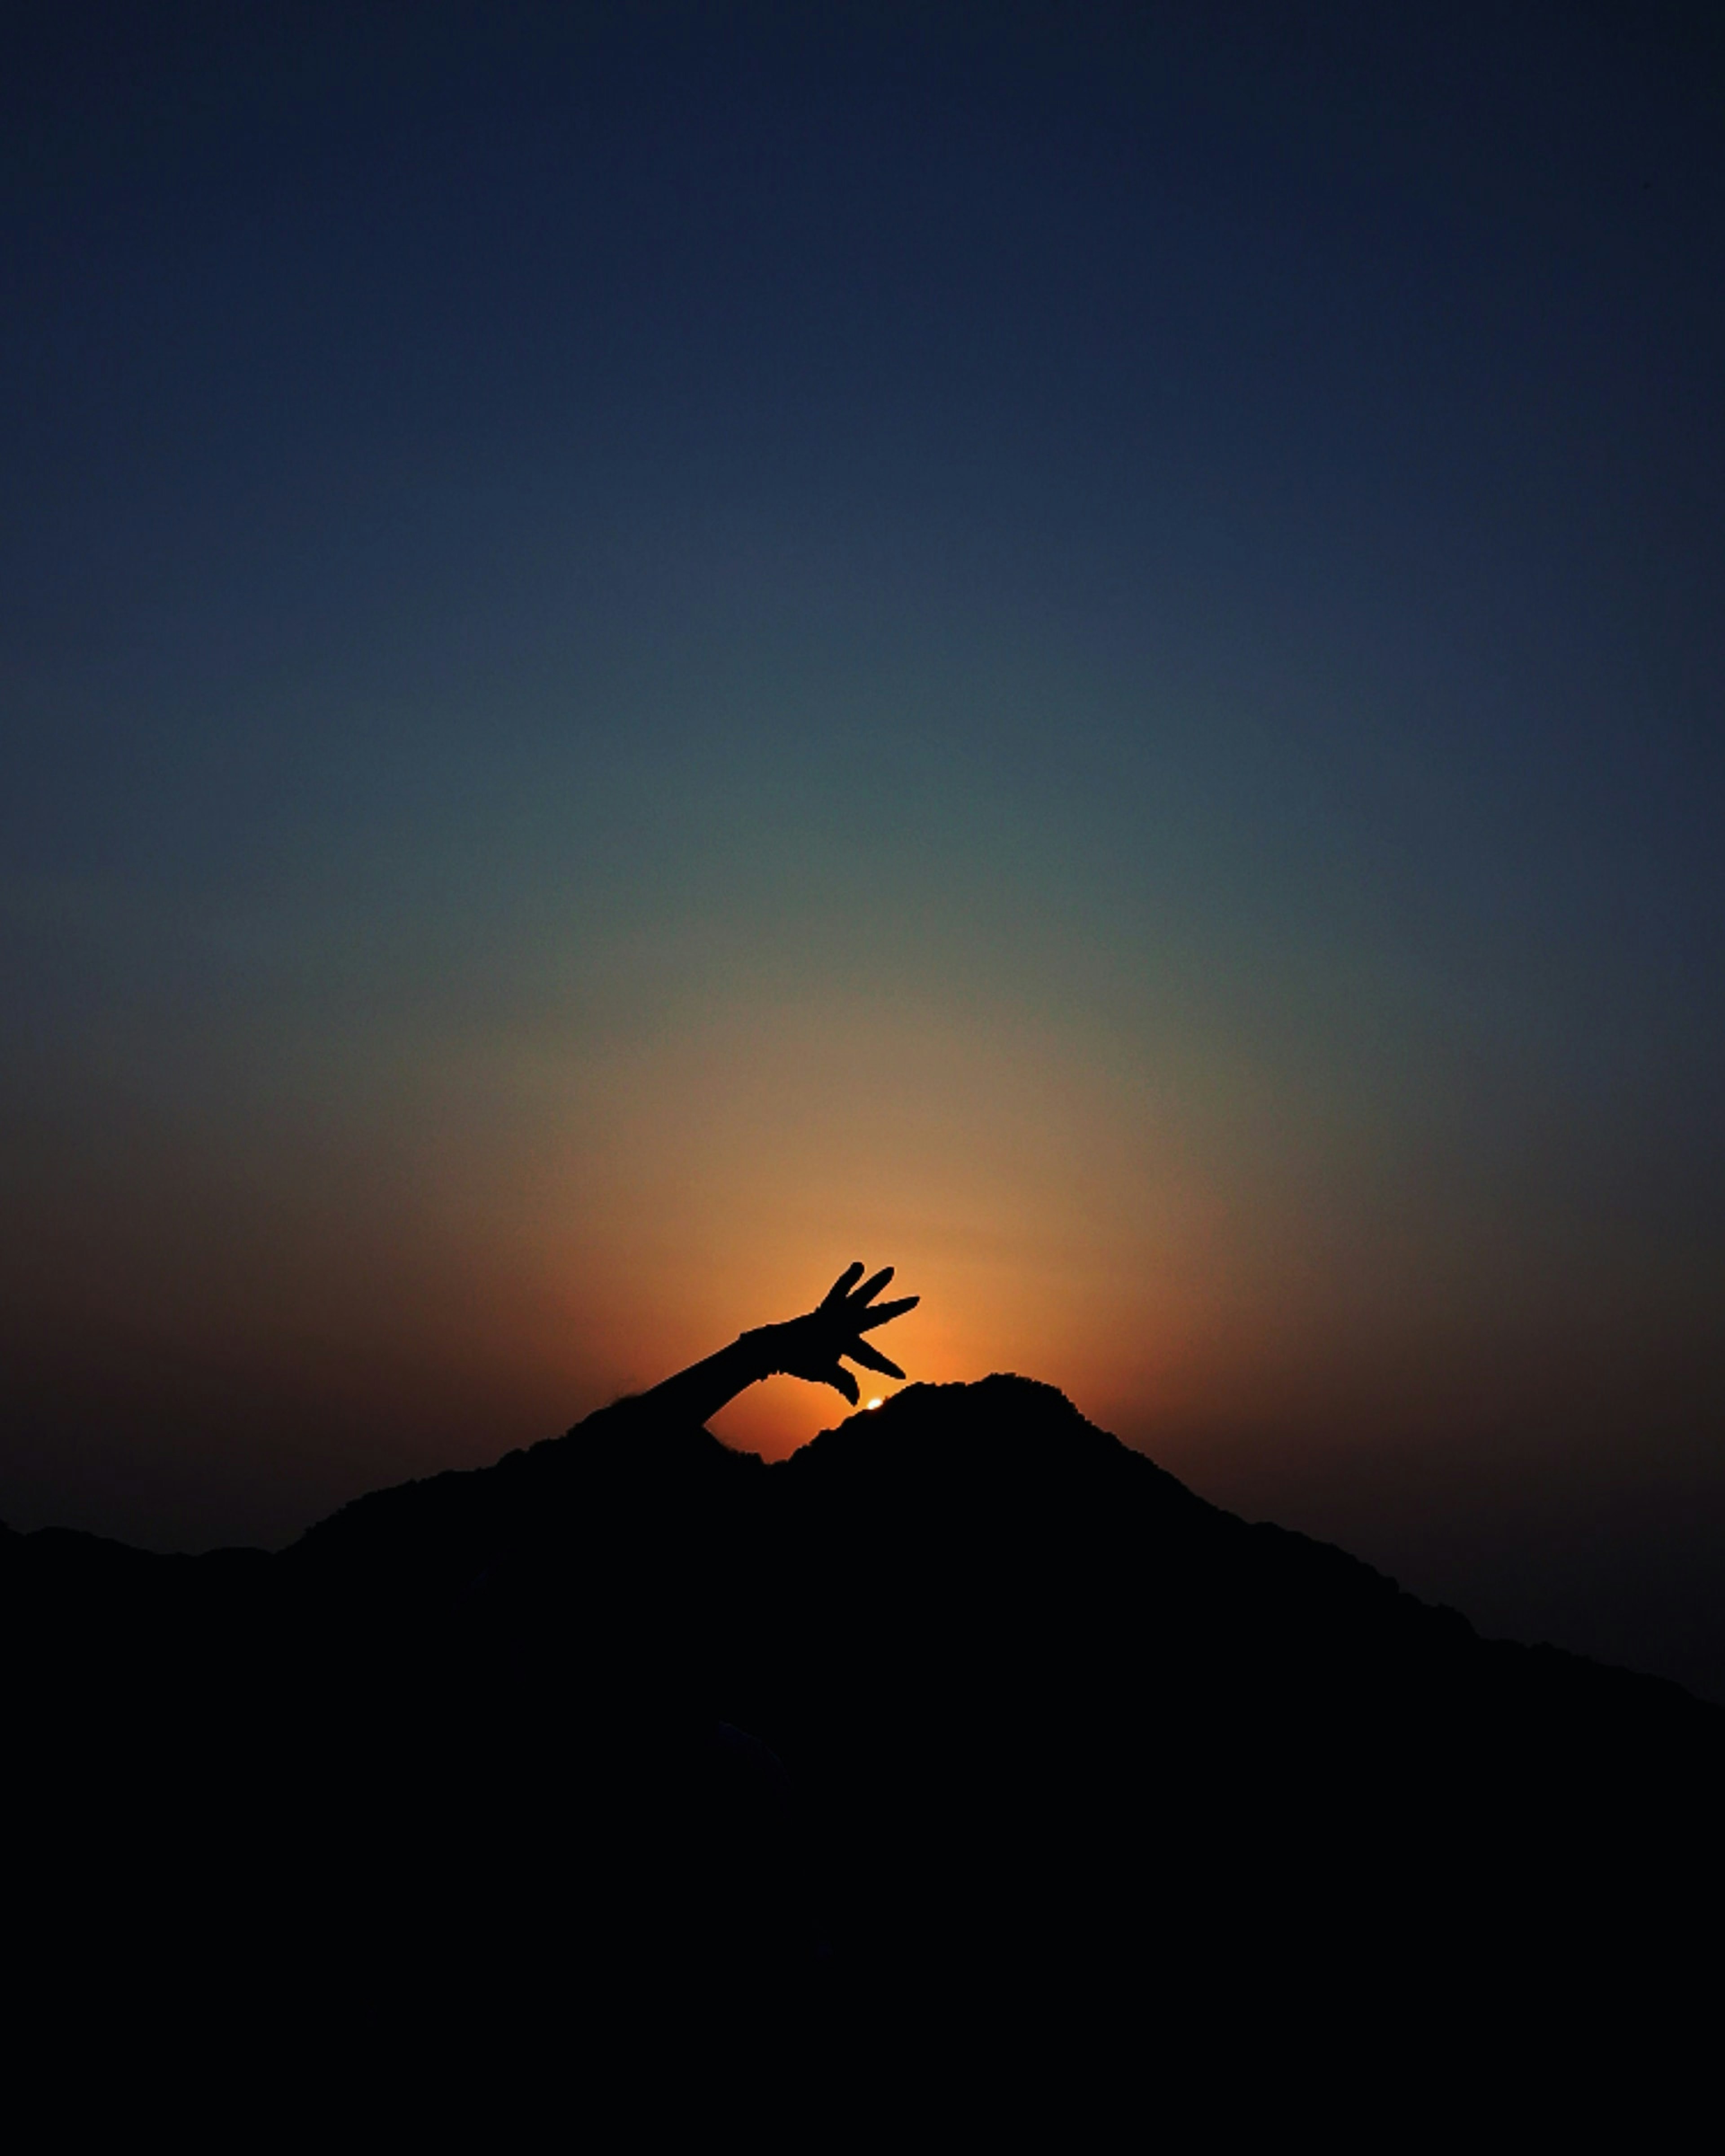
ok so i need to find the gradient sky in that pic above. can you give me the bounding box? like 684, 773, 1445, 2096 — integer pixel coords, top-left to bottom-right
4, 6, 1723, 1692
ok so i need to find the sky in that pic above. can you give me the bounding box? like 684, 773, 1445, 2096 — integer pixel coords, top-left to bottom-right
4, 5, 1723, 1692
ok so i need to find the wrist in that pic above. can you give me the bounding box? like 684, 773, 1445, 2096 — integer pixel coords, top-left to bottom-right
740, 1322, 791, 1379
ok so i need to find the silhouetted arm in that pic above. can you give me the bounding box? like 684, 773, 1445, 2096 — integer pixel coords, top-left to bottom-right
634, 1263, 919, 1427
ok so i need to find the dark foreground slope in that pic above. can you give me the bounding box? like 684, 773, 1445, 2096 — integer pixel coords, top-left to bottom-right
6, 1377, 1721, 2105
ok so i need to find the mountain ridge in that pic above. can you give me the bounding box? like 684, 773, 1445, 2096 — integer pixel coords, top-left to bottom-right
6, 1372, 1720, 2105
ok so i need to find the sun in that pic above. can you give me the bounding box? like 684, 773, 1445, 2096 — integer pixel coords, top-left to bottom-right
866, 1398, 883, 1411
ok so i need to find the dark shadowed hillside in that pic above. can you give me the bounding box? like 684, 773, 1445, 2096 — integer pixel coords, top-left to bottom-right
7, 1377, 1720, 2112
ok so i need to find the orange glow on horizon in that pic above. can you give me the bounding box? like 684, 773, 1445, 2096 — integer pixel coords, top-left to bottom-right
8, 968, 1709, 1555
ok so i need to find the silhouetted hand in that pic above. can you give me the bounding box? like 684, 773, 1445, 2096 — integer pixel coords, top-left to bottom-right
758, 1262, 920, 1407
634, 1260, 919, 1427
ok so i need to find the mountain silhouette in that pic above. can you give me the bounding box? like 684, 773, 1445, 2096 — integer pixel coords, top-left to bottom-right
7, 1374, 1720, 2115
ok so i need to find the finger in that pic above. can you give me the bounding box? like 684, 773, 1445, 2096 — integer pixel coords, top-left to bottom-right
847, 1338, 905, 1379
856, 1294, 919, 1333
825, 1364, 860, 1405
822, 1262, 866, 1308
849, 1266, 895, 1308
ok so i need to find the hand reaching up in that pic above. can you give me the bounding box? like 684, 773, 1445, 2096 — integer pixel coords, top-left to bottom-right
762, 1262, 920, 1407
632, 1260, 920, 1428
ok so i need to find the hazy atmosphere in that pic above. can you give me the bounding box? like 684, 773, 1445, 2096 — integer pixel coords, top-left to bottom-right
5, 5, 1723, 1695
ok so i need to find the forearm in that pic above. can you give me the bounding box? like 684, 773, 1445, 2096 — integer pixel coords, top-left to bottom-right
635, 1325, 788, 1428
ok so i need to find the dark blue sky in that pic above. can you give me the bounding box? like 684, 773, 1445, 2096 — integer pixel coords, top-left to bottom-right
4, 4, 1724, 1691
